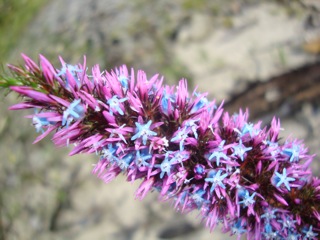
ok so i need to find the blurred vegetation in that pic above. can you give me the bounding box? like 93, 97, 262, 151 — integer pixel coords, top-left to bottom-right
0, 0, 48, 63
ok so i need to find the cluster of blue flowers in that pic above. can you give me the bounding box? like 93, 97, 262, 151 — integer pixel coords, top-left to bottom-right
2, 54, 319, 240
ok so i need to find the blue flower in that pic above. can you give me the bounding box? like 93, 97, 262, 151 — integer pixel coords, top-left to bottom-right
235, 123, 260, 138
191, 92, 209, 113
107, 95, 128, 115
231, 219, 247, 236
131, 120, 157, 145
184, 119, 199, 139
208, 151, 229, 166
191, 189, 207, 208
161, 90, 175, 114
57, 64, 82, 77
287, 231, 301, 240
266, 141, 280, 160
33, 116, 50, 133
56, 64, 82, 87
107, 124, 128, 143
238, 190, 256, 207
277, 215, 297, 231
263, 223, 278, 239
170, 150, 189, 166
302, 225, 318, 239
62, 99, 85, 126
117, 153, 134, 170
208, 140, 229, 166
231, 140, 252, 161
171, 127, 189, 151
135, 149, 152, 168
272, 168, 295, 191
155, 152, 175, 178
194, 164, 205, 175
283, 144, 300, 162
101, 144, 118, 162
118, 75, 128, 90
205, 170, 228, 193
261, 208, 277, 222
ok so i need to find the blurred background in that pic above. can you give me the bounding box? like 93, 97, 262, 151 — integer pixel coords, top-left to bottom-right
1, 0, 320, 239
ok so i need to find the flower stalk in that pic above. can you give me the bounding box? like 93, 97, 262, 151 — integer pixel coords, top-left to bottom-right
1, 54, 319, 239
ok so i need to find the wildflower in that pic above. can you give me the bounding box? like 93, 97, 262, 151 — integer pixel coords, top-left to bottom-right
33, 116, 50, 133
62, 99, 85, 126
205, 169, 228, 193
283, 143, 300, 162
287, 231, 301, 240
208, 150, 229, 166
277, 215, 297, 231
2, 54, 320, 240
191, 189, 207, 208
263, 223, 278, 239
56, 63, 82, 77
107, 95, 128, 115
131, 119, 157, 145
161, 89, 175, 114
237, 189, 257, 216
171, 127, 189, 151
155, 152, 175, 179
56, 63, 82, 88
106, 123, 132, 144
272, 168, 296, 191
302, 225, 318, 239
183, 118, 199, 139
101, 144, 118, 162
135, 149, 152, 168
261, 208, 277, 222
117, 153, 134, 170
194, 164, 206, 180
191, 92, 209, 114
170, 150, 189, 166
238, 190, 256, 207
231, 140, 252, 161
265, 141, 280, 160
235, 122, 260, 138
117, 74, 128, 90
231, 219, 247, 236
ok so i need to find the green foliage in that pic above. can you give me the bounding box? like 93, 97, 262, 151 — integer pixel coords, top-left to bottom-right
0, 0, 47, 63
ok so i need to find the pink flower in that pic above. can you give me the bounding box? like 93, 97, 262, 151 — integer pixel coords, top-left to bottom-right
1, 54, 319, 239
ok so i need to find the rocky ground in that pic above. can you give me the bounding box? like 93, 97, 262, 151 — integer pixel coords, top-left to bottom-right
1, 0, 320, 240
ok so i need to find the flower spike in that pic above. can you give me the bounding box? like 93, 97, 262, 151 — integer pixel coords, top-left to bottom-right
1, 54, 319, 240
